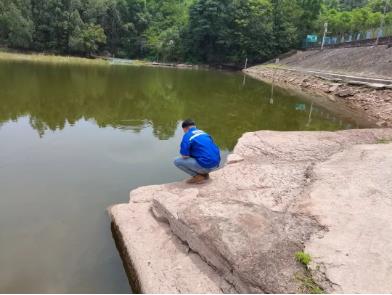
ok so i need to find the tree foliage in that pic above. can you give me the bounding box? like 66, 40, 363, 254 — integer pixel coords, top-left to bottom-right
0, 0, 34, 48
318, 0, 392, 35
0, 0, 389, 64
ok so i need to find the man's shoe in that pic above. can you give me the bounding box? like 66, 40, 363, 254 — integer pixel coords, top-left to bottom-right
186, 174, 207, 184
201, 173, 209, 179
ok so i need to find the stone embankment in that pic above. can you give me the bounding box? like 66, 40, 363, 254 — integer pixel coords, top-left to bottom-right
109, 128, 392, 293
245, 46, 392, 128
274, 46, 392, 79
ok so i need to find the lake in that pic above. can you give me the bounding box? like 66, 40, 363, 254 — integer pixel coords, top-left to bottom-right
0, 60, 366, 293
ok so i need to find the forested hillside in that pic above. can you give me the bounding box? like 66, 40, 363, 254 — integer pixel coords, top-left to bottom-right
0, 0, 390, 65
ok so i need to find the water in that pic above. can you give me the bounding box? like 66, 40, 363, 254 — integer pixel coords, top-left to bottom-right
0, 61, 366, 293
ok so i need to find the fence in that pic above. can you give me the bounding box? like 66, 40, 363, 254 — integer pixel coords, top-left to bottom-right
304, 24, 392, 49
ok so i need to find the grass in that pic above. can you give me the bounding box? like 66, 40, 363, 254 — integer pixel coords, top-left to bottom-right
0, 50, 149, 67
294, 251, 324, 293
0, 50, 112, 66
376, 138, 391, 144
295, 251, 312, 266
127, 59, 150, 66
295, 271, 324, 294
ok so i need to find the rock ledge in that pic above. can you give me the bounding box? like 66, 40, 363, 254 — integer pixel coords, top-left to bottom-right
109, 129, 392, 293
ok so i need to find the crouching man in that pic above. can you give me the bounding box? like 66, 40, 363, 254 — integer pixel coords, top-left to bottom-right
174, 119, 221, 184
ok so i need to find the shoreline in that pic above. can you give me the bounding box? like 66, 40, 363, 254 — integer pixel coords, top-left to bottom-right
0, 50, 113, 66
0, 50, 204, 69
0, 49, 241, 71
244, 65, 392, 128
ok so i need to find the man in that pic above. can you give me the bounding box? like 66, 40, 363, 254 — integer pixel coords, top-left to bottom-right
174, 119, 221, 184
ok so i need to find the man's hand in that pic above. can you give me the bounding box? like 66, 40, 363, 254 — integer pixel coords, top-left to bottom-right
182, 155, 190, 159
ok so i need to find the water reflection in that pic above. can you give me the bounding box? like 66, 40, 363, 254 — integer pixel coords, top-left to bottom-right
307, 102, 314, 127
0, 61, 364, 151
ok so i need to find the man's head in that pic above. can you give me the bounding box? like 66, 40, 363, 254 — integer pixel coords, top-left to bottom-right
182, 119, 195, 132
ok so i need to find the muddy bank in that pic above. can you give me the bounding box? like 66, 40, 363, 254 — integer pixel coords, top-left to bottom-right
109, 128, 392, 293
244, 65, 392, 128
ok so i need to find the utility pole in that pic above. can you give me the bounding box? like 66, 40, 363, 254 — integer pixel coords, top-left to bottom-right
270, 58, 279, 105
376, 0, 389, 45
321, 22, 328, 50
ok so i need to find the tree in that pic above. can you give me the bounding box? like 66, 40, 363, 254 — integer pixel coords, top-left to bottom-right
271, 0, 302, 53
0, 0, 33, 48
68, 9, 84, 52
186, 0, 275, 65
296, 0, 322, 40
229, 0, 274, 64
143, 0, 191, 61
69, 23, 106, 56
1, 0, 387, 65
31, 0, 64, 50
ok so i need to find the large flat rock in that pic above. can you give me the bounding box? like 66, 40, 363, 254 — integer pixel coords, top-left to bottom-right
109, 129, 392, 293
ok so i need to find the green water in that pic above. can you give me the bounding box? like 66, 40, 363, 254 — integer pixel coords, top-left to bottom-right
0, 61, 366, 293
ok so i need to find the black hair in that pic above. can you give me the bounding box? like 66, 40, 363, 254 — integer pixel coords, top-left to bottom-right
181, 119, 195, 128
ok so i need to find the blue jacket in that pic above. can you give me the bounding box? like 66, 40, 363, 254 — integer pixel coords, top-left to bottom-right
180, 127, 221, 168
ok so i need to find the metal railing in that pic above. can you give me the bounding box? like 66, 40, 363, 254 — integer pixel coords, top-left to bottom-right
304, 24, 392, 49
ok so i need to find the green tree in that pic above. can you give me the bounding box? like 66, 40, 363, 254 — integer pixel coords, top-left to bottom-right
0, 0, 33, 48
186, 0, 274, 65
31, 0, 63, 50
144, 0, 191, 61
296, 0, 322, 40
69, 23, 106, 56
271, 0, 302, 53
2, 0, 387, 65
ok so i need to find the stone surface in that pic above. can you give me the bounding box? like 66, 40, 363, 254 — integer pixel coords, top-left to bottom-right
109, 129, 392, 293
326, 83, 341, 93
226, 153, 244, 164
152, 195, 318, 293
109, 202, 231, 293
272, 46, 392, 79
304, 143, 392, 293
336, 88, 355, 97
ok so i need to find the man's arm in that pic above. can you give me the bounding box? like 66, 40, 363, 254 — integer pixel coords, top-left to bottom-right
180, 136, 191, 158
